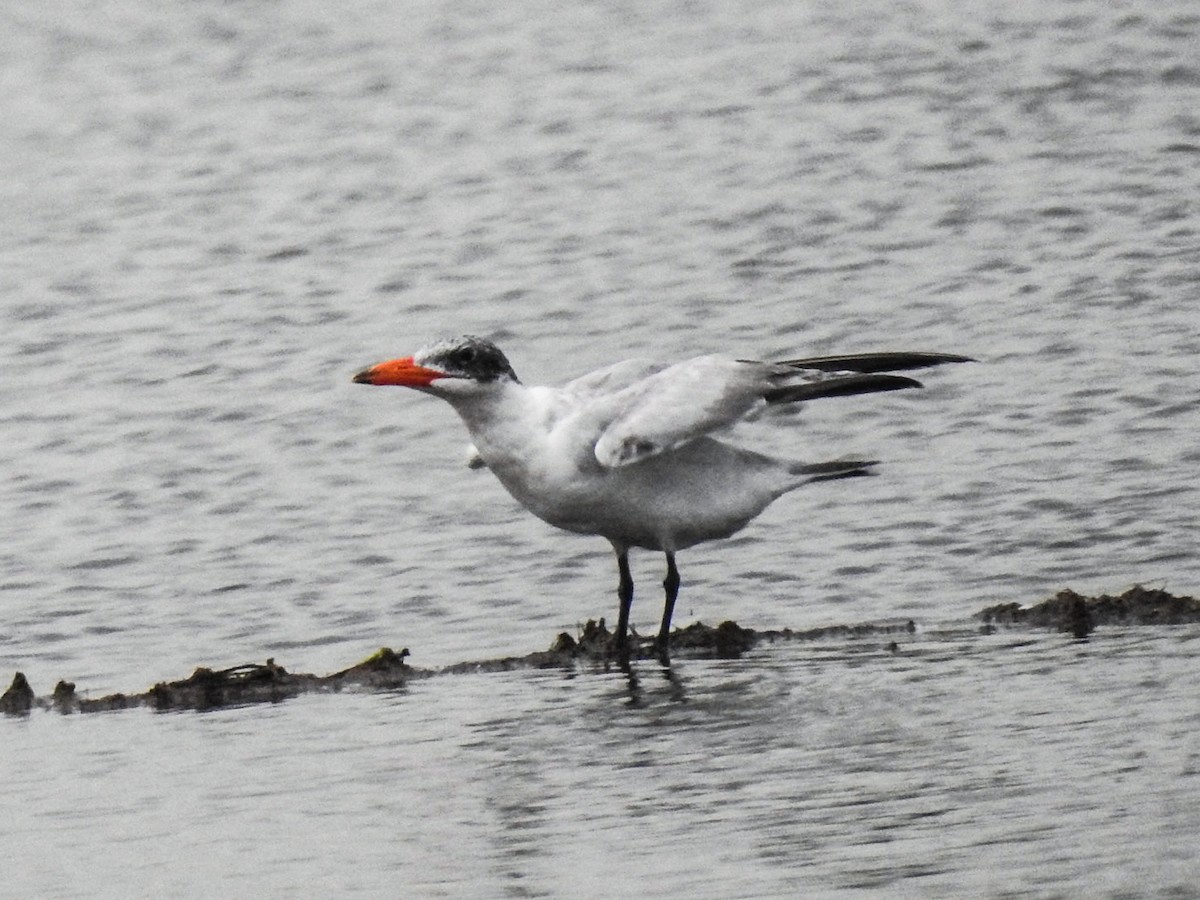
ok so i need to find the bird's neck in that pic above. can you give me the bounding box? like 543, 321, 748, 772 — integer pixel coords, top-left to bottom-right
444, 380, 543, 463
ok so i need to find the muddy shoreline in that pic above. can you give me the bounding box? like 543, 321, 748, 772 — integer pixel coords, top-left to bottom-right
3, 586, 1197, 717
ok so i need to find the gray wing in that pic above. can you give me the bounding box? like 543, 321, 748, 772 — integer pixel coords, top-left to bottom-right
560, 358, 669, 401
591, 357, 772, 468
561, 351, 957, 470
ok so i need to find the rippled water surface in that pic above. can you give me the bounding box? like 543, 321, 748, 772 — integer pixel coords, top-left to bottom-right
2, 0, 1199, 896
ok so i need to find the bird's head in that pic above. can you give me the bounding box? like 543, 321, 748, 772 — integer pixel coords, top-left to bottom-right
352, 335, 519, 397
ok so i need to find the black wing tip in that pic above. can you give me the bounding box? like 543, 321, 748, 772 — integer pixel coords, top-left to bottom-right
793, 459, 881, 482
764, 372, 924, 404
777, 351, 976, 373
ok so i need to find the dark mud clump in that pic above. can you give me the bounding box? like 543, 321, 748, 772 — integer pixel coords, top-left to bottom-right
0, 673, 34, 715
548, 618, 760, 661
669, 620, 760, 657
15, 649, 417, 716
1, 617, 914, 716
437, 618, 767, 672
513, 617, 913, 664
5, 586, 1199, 718
976, 585, 1200, 637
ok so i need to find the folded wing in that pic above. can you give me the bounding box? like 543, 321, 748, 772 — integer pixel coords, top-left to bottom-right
577, 350, 971, 470
593, 357, 771, 468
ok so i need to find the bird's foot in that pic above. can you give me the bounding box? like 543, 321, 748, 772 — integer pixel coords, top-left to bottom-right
653, 633, 672, 666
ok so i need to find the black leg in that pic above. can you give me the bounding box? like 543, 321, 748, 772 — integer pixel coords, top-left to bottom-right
614, 548, 634, 661
658, 552, 680, 656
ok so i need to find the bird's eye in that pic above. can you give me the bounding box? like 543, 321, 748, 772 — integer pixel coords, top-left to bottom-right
457, 347, 477, 365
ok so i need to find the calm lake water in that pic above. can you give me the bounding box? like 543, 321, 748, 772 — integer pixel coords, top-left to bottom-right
2, 0, 1199, 896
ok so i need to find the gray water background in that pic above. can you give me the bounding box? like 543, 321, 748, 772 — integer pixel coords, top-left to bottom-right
2, 1, 1199, 896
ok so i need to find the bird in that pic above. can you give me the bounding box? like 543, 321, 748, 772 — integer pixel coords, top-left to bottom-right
353, 335, 970, 662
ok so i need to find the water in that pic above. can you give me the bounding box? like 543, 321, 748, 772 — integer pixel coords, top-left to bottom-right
2, 0, 1198, 896
6, 631, 1200, 898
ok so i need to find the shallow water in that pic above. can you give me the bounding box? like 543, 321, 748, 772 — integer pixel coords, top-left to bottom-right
2, 0, 1199, 896
6, 629, 1200, 898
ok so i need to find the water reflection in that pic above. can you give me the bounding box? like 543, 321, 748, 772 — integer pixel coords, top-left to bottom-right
611, 655, 690, 707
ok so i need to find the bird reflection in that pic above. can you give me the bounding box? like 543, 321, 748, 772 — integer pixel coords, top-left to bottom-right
611, 654, 687, 706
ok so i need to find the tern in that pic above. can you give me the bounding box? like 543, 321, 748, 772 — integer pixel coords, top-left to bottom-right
353, 336, 969, 661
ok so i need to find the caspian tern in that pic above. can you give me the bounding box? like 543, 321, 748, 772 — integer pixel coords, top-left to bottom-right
353, 336, 969, 660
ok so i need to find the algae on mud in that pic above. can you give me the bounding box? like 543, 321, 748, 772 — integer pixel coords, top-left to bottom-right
3, 586, 1198, 717
976, 585, 1200, 637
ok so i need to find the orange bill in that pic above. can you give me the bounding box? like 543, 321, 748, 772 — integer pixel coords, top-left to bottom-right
352, 357, 444, 387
